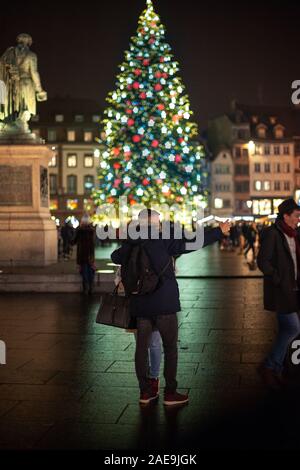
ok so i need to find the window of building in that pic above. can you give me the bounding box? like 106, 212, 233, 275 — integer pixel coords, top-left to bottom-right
67, 130, 76, 142
48, 129, 57, 142
283, 146, 290, 155
235, 181, 249, 193
257, 125, 267, 139
67, 154, 77, 168
84, 175, 94, 193
253, 199, 272, 215
67, 175, 77, 194
242, 148, 249, 157
254, 181, 262, 191
263, 181, 271, 191
274, 126, 284, 139
66, 199, 78, 211
264, 145, 270, 155
235, 147, 241, 158
84, 154, 94, 168
274, 146, 280, 155
252, 116, 258, 124
223, 199, 231, 208
84, 131, 93, 142
265, 163, 271, 173
255, 145, 262, 155
92, 115, 100, 123
235, 164, 249, 175
238, 129, 248, 140
75, 114, 84, 123
270, 116, 277, 125
254, 163, 261, 173
50, 174, 58, 195
215, 165, 230, 174
55, 114, 64, 122
284, 181, 291, 191
274, 181, 281, 191
295, 142, 300, 156
48, 154, 57, 167
214, 198, 223, 209
274, 163, 281, 173
284, 163, 290, 173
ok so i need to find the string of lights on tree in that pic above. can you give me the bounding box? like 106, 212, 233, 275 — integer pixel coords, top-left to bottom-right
93, 0, 208, 211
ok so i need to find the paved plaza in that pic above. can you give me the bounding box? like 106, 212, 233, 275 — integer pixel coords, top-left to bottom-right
0, 247, 299, 450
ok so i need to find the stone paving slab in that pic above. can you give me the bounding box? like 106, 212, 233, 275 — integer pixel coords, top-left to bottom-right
0, 277, 300, 450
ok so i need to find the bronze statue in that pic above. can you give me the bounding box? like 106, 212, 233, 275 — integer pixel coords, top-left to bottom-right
0, 33, 47, 133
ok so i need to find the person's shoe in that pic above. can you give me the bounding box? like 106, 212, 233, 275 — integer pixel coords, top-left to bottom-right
257, 364, 282, 390
149, 378, 160, 396
139, 390, 159, 405
164, 391, 189, 406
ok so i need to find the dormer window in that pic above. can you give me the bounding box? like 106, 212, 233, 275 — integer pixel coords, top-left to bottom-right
256, 124, 267, 139
274, 124, 284, 139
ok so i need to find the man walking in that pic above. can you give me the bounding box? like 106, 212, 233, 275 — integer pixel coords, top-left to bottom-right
111, 209, 230, 406
257, 199, 300, 389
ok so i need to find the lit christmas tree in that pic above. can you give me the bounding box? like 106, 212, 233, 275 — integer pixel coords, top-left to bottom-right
93, 0, 208, 212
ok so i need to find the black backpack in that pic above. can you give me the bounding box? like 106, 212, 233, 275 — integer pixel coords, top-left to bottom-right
121, 242, 171, 296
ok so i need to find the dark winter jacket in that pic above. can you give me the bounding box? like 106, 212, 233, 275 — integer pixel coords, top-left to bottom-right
111, 227, 223, 318
257, 221, 300, 314
73, 225, 95, 265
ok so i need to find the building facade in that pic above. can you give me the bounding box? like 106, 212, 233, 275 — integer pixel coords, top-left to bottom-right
210, 148, 234, 217
31, 97, 102, 224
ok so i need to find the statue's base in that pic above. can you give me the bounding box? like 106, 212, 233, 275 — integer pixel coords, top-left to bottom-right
0, 144, 57, 267
0, 121, 44, 145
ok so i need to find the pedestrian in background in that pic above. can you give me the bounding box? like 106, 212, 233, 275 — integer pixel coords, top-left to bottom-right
257, 198, 300, 389
73, 215, 96, 295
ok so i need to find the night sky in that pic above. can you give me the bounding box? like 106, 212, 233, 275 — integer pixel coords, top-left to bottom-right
1, 0, 300, 127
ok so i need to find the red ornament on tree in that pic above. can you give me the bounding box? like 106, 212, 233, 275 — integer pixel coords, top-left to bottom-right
113, 163, 121, 169
151, 140, 159, 148
132, 135, 142, 143
154, 84, 162, 91
143, 59, 150, 66
133, 82, 140, 90
149, 38, 155, 44
139, 92, 147, 100
159, 57, 165, 63
127, 118, 135, 126
113, 147, 120, 156
142, 178, 150, 186
147, 155, 153, 161
155, 71, 162, 78
134, 69, 142, 76
175, 155, 182, 163
126, 109, 133, 115
178, 137, 184, 144
157, 104, 165, 111
113, 179, 121, 188
162, 72, 168, 79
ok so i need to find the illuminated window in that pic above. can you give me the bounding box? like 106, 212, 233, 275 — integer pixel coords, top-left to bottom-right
49, 154, 57, 167
274, 126, 284, 139
254, 163, 261, 173
214, 198, 223, 209
66, 199, 78, 211
84, 175, 94, 193
263, 181, 271, 191
255, 181, 262, 191
55, 114, 64, 122
92, 115, 100, 123
84, 131, 93, 142
273, 199, 284, 213
283, 146, 290, 155
253, 199, 272, 215
84, 154, 94, 168
67, 130, 76, 142
67, 154, 77, 168
50, 199, 58, 211
257, 125, 267, 139
75, 115, 84, 123
67, 175, 77, 194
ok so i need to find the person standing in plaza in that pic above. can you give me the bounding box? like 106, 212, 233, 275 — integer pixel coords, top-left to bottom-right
257, 199, 300, 389
111, 209, 230, 406
73, 215, 96, 295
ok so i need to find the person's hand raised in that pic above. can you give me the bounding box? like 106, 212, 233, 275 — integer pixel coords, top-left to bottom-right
219, 220, 231, 236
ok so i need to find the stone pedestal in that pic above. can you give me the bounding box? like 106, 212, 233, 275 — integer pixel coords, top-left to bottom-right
0, 145, 58, 266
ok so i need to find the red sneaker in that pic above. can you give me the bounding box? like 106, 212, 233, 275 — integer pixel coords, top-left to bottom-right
150, 378, 160, 396
139, 390, 159, 405
164, 391, 189, 406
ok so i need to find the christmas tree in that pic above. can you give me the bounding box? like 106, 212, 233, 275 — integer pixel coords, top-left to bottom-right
93, 0, 208, 213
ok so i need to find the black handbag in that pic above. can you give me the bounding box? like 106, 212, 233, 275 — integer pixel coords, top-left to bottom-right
95, 286, 132, 329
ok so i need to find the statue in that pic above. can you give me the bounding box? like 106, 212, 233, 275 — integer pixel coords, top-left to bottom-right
0, 33, 47, 136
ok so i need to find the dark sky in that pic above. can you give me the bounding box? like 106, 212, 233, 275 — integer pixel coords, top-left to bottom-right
1, 0, 300, 127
